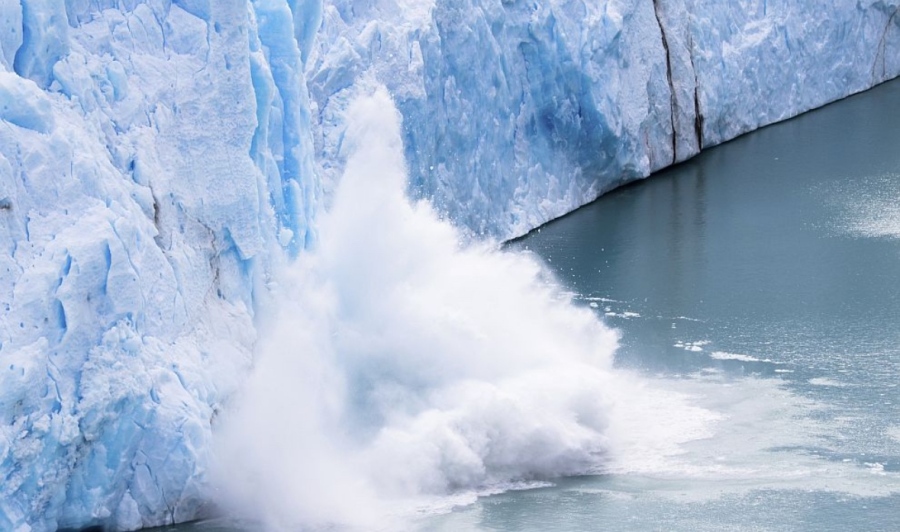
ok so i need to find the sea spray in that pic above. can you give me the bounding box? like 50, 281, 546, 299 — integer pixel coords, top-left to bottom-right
213, 87, 708, 529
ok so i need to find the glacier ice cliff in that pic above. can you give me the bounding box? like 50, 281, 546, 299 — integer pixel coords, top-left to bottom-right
1, 2, 320, 530
309, 0, 900, 239
0, 0, 898, 530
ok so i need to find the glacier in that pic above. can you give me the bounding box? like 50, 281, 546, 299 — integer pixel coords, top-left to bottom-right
0, 0, 898, 530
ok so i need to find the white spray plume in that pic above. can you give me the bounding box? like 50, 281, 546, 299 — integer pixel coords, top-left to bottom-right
213, 87, 704, 529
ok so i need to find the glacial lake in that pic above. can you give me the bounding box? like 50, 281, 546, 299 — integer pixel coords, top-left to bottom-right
161, 78, 900, 531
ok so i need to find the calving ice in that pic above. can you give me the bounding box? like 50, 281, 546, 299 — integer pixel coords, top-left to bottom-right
1, 1, 898, 530
211, 89, 704, 528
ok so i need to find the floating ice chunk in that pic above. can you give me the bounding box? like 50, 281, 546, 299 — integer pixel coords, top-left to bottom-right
675, 340, 710, 352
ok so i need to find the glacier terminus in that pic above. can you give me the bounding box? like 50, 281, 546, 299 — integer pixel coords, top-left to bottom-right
0, 0, 899, 530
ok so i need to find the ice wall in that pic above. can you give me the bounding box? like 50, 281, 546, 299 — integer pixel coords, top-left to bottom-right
309, 0, 900, 240
1, 0, 899, 530
0, 1, 320, 530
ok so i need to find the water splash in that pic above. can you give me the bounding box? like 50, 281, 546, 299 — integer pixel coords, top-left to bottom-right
212, 88, 709, 529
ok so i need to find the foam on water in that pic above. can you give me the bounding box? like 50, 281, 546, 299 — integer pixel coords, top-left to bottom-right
604, 311, 642, 319
709, 352, 770, 363
211, 89, 717, 529
610, 374, 900, 501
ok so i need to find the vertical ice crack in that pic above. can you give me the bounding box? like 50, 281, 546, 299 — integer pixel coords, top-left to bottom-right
652, 0, 677, 165
108, 221, 147, 325
687, 34, 703, 151
692, 85, 703, 150
45, 358, 62, 413
142, 457, 175, 526
873, 7, 899, 82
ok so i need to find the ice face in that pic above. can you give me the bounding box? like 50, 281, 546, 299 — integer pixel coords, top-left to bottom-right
0, 2, 320, 530
309, 0, 900, 240
308, 0, 675, 239
1, 0, 899, 530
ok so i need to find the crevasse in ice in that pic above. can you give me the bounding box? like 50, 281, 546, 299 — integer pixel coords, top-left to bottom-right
0, 0, 898, 530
